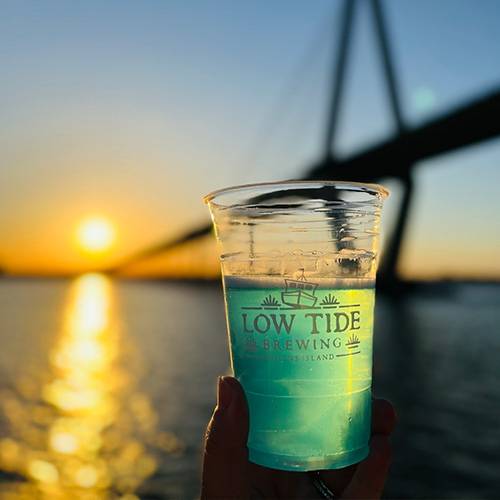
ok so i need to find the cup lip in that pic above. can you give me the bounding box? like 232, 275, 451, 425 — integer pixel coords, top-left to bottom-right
204, 179, 389, 206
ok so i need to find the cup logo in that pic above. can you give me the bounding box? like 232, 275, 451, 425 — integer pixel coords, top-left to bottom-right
227, 271, 374, 363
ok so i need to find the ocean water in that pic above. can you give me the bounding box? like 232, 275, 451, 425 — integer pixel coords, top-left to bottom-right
0, 276, 499, 499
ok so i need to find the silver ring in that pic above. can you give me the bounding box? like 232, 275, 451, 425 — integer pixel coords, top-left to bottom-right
311, 472, 335, 499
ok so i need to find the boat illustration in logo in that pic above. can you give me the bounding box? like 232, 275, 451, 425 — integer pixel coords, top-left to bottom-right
281, 270, 318, 309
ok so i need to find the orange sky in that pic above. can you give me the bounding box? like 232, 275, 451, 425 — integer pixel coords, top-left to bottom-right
1, 162, 500, 280
1, 170, 500, 280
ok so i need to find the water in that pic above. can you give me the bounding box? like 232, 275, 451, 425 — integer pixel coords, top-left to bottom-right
224, 276, 375, 471
0, 276, 226, 499
0, 277, 499, 498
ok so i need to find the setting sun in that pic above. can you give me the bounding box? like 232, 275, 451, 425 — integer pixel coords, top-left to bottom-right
77, 217, 115, 253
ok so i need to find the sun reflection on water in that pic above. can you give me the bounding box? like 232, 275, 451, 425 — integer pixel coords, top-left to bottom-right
0, 274, 183, 499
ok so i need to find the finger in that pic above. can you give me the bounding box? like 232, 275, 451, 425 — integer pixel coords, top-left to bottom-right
319, 464, 357, 498
201, 376, 250, 499
372, 398, 397, 436
341, 435, 392, 499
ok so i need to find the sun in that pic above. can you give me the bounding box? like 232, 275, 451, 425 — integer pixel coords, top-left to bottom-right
77, 217, 116, 253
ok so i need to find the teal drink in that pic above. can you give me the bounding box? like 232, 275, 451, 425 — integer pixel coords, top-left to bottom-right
205, 181, 388, 471
224, 275, 375, 471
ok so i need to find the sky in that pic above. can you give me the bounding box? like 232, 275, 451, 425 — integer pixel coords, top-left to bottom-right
1, 0, 500, 279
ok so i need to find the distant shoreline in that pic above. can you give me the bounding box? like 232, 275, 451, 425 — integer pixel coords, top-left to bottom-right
1, 273, 499, 288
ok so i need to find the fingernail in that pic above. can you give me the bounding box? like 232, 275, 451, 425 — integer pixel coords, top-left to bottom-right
217, 376, 233, 410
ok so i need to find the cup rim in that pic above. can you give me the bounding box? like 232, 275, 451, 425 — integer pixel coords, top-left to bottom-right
204, 179, 389, 206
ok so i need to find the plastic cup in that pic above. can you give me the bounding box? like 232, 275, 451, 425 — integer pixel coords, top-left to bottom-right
204, 180, 388, 471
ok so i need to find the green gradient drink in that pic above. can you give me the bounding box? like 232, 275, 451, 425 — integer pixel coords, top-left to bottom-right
205, 181, 388, 471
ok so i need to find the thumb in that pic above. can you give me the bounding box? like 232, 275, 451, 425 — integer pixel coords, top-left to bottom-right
201, 376, 250, 499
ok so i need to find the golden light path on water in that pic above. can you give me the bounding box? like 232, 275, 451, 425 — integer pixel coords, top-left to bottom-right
0, 274, 183, 499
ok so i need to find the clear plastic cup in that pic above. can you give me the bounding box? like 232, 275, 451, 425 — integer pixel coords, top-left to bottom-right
204, 180, 388, 471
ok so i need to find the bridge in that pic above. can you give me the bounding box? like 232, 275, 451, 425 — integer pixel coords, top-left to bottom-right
110, 0, 500, 287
